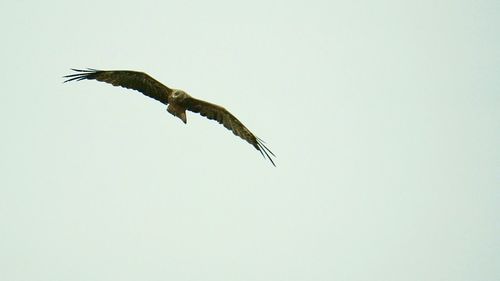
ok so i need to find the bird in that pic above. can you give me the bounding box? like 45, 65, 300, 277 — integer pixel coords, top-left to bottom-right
63, 68, 275, 166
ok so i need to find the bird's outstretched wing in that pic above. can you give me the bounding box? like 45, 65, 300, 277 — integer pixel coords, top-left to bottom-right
180, 97, 276, 166
63, 69, 172, 104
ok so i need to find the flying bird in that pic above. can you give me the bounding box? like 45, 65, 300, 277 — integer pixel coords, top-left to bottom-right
63, 68, 275, 166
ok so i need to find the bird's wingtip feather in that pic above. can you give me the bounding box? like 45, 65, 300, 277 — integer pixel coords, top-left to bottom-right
256, 138, 276, 167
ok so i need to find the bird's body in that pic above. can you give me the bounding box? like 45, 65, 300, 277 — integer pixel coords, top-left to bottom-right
63, 68, 275, 166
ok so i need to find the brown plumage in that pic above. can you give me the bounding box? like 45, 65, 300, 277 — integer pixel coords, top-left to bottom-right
63, 68, 275, 166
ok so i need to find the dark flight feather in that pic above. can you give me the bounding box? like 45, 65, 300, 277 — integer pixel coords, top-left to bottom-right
64, 68, 171, 104
181, 97, 276, 166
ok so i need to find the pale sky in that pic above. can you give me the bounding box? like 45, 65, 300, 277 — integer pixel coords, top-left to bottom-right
0, 1, 498, 280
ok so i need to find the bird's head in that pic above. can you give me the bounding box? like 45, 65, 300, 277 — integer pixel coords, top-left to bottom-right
170, 89, 189, 103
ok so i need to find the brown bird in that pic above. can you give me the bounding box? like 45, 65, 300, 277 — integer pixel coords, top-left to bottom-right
63, 68, 275, 166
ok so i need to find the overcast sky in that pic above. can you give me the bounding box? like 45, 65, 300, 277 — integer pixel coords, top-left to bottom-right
0, 1, 498, 280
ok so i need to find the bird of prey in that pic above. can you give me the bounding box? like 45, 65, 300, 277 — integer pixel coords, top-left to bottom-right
63, 68, 275, 166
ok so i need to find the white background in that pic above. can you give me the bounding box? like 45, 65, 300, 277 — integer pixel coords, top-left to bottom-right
0, 1, 498, 280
